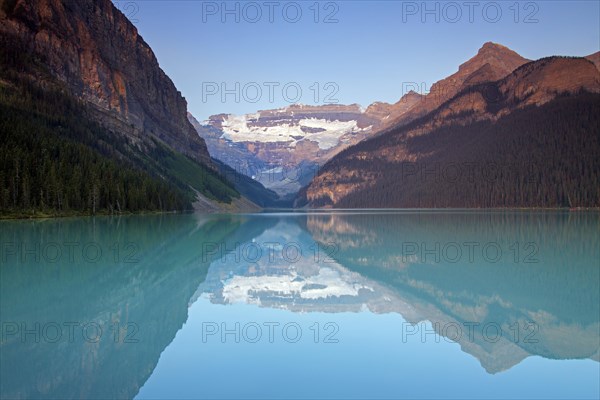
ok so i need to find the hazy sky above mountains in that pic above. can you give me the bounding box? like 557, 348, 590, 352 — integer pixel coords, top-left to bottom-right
118, 0, 600, 120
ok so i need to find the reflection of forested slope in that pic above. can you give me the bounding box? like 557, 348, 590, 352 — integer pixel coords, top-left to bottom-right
0, 214, 276, 399
305, 212, 600, 363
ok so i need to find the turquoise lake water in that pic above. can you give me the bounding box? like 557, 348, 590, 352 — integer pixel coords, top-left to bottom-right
1, 211, 598, 399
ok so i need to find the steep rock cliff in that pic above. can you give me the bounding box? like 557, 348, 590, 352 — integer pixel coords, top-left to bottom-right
0, 0, 212, 166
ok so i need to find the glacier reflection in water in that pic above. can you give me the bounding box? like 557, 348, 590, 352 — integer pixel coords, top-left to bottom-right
1, 211, 598, 399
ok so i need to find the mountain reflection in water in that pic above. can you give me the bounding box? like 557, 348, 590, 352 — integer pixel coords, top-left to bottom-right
1, 211, 598, 399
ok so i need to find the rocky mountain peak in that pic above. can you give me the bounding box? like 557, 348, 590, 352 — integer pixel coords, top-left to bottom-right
366, 43, 530, 133
403, 90, 423, 100
479, 41, 513, 54
458, 42, 529, 78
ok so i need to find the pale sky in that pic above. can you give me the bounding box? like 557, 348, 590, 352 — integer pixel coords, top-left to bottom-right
115, 0, 600, 119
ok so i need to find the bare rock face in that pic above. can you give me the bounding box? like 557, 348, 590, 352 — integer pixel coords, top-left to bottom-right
430, 42, 530, 104
0, 0, 213, 167
359, 43, 530, 135
193, 104, 383, 195
380, 42, 531, 130
585, 51, 600, 72
188, 112, 267, 176
364, 90, 424, 124
499, 56, 600, 106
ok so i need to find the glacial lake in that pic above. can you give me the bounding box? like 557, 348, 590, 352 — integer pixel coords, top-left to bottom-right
1, 211, 599, 399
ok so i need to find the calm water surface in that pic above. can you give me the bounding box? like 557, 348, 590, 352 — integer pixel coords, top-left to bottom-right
1, 211, 599, 399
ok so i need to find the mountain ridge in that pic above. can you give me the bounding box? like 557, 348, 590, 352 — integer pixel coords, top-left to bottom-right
371, 42, 532, 134
300, 52, 600, 208
193, 42, 534, 199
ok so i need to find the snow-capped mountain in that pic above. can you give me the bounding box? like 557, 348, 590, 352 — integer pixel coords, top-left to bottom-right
189, 104, 385, 197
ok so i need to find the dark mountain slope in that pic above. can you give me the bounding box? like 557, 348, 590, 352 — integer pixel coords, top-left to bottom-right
0, 74, 239, 217
301, 56, 600, 208
0, 0, 240, 216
